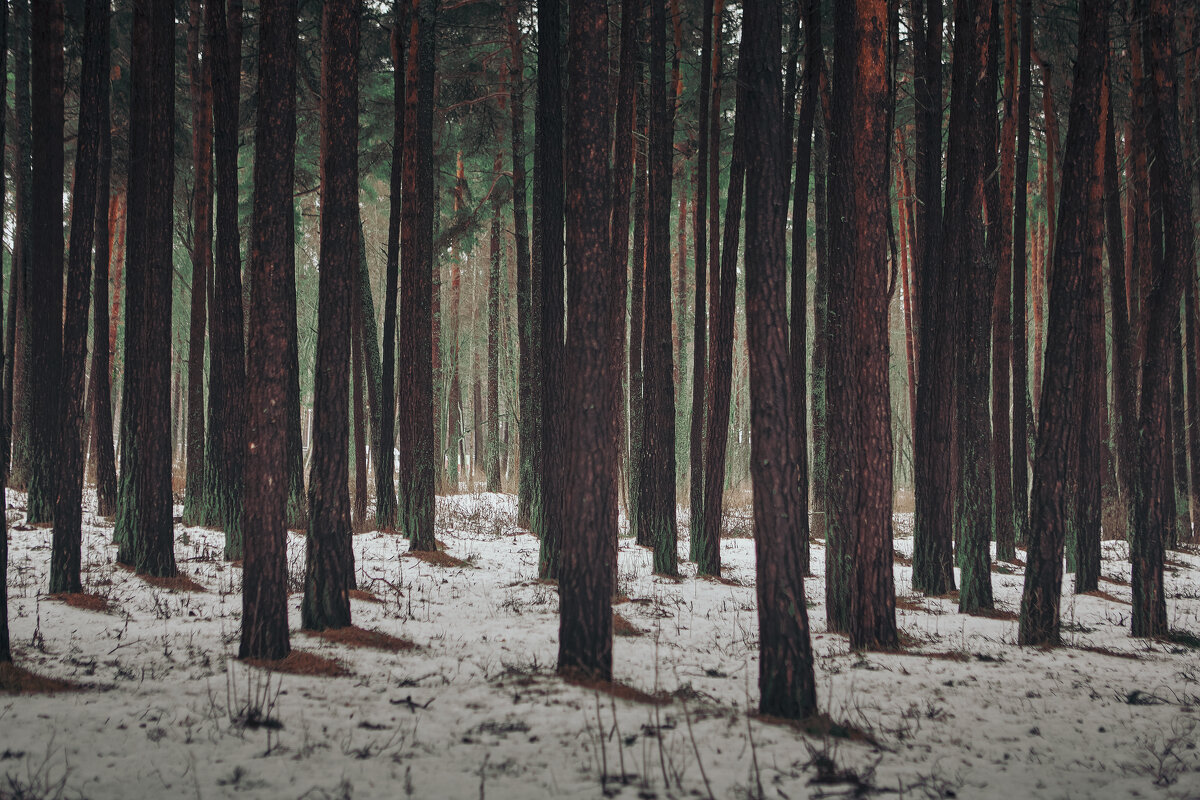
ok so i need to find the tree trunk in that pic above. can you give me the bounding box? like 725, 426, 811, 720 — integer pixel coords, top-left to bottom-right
25, 0, 64, 525
241, 0, 296, 659
115, 0, 177, 578
1018, 0, 1105, 646
303, 0, 359, 632
182, 0, 212, 526
377, 3, 405, 531
51, 0, 105, 595
687, 0, 713, 564
911, 0, 956, 596
536, 0, 565, 576
509, 0, 539, 526
1170, 324, 1189, 544
743, 0, 817, 716
203, 0, 247, 560
557, 0, 616, 678
810, 79, 830, 540
640, 0, 678, 576
827, 0, 900, 646
629, 86, 648, 547
8, 0, 32, 493
487, 198, 502, 492
352, 291, 368, 530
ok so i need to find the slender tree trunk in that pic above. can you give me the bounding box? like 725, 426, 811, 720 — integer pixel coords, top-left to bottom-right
51, 0, 105, 594
1018, 0, 1106, 646
399, 0, 438, 551
743, 0, 817, 715
628, 96, 648, 546
640, 0, 678, 576
351, 293, 368, 530
183, 0, 212, 526
487, 197, 502, 492
115, 0, 177, 578
9, 0, 32, 493
811, 79, 830, 539
912, 0, 955, 596
687, 0, 713, 564
557, 0, 616, 678
0, 0, 7, 661
203, 0, 247, 560
25, 0, 65, 525
241, 0, 296, 659
377, 3, 405, 531
1170, 323, 1189, 544
303, 0, 360, 631
509, 1, 539, 527
537, 0, 566, 576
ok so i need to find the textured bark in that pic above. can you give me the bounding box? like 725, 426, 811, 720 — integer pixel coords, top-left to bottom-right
810, 80, 830, 536
377, 5, 405, 531
536, 0, 565, 576
557, 0, 615, 679
398, 0, 438, 551
700, 77, 745, 580
114, 0, 177, 578
911, 0, 955, 596
828, 0, 899, 647
203, 0, 248, 560
953, 0, 996, 615
992, 0, 1018, 563
639, 0, 678, 576
1170, 325, 1189, 544
87, 187, 119, 517
303, 0, 359, 632
687, 0, 712, 563
183, 0, 212, 526
743, 0, 817, 716
241, 0, 296, 660
351, 291, 368, 530
1018, 0, 1105, 646
9, 0, 32, 493
0, 0, 7, 657
487, 199, 502, 492
628, 100, 648, 547
51, 0, 105, 595
1011, 0, 1032, 548
509, 1, 539, 527
787, 0, 820, 577
25, 0, 64, 525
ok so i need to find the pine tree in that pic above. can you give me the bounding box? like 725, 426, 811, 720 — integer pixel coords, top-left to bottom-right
114, 0, 177, 579
242, 0, 298, 659
302, 0, 361, 632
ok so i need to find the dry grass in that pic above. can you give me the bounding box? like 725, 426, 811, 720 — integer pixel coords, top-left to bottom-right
140, 572, 208, 593
243, 649, 350, 677
48, 592, 114, 613
348, 589, 382, 603
562, 674, 672, 705
612, 612, 643, 638
404, 546, 471, 568
303, 625, 417, 653
1081, 589, 1130, 605
0, 662, 79, 694
894, 594, 929, 613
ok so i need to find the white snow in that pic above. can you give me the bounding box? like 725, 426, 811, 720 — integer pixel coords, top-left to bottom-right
2, 489, 1199, 799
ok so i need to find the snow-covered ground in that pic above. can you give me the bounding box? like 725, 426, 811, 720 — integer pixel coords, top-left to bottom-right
2, 487, 1199, 799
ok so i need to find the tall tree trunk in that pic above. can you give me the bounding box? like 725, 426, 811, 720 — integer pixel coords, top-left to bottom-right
115, 0, 177, 578
537, 0, 565, 576
9, 0, 32, 493
0, 0, 7, 661
628, 94, 648, 546
992, 0, 1018, 563
51, 0, 105, 595
487, 197, 502, 492
1011, 0, 1031, 549
687, 0, 713, 564
744, 0, 817, 716
351, 293, 368, 530
1018, 0, 1106, 646
811, 78, 830, 539
183, 0, 213, 526
303, 0, 359, 632
911, 0, 955, 596
25, 0, 64, 524
399, 0, 438, 551
241, 0, 296, 659
377, 4, 405, 531
952, 0, 997, 614
509, 1, 539, 527
1170, 323, 1189, 544
640, 0, 678, 576
203, 0, 247, 560
828, 0, 899, 646
557, 0, 616, 678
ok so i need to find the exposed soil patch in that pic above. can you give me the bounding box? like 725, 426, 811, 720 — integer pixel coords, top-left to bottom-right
243, 649, 350, 677
348, 589, 383, 603
697, 573, 744, 586
563, 674, 672, 706
967, 605, 1019, 621
612, 613, 643, 638
405, 547, 471, 568
48, 592, 114, 613
1081, 589, 1130, 605
303, 625, 417, 653
140, 572, 208, 593
0, 662, 79, 694
1070, 644, 1140, 660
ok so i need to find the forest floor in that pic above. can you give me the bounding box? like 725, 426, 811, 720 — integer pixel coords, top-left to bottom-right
2, 488, 1199, 800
